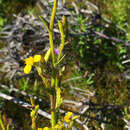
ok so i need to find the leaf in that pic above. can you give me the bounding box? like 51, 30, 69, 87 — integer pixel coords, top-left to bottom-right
39, 16, 50, 31
36, 66, 42, 75
44, 48, 51, 63
55, 54, 65, 66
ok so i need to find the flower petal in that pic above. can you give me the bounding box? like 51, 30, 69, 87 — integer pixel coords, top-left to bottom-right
43, 127, 50, 130
34, 55, 41, 62
38, 128, 43, 130
24, 65, 32, 74
66, 112, 73, 117
64, 116, 70, 123
54, 47, 60, 56
64, 112, 73, 123
24, 56, 34, 65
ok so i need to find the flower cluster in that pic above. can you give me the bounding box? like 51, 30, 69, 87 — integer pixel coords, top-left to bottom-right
38, 127, 49, 130
24, 55, 41, 74
64, 112, 79, 123
37, 112, 79, 130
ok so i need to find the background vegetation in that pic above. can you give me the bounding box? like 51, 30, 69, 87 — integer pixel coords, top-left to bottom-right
0, 0, 129, 129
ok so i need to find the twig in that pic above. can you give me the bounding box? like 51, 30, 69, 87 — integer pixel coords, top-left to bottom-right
122, 59, 130, 64
61, 76, 82, 84
0, 92, 89, 129
0, 92, 51, 119
94, 31, 130, 46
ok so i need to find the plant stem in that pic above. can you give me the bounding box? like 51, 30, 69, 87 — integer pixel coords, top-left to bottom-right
49, 0, 58, 65
49, 0, 58, 129
50, 94, 56, 129
0, 114, 5, 130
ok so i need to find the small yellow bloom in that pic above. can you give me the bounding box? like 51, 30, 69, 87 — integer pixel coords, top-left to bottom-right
34, 55, 41, 62
24, 56, 34, 65
24, 55, 42, 74
64, 112, 73, 123
24, 65, 32, 74
43, 127, 50, 130
38, 128, 43, 130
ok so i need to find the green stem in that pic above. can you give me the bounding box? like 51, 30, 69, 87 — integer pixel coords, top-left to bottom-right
49, 0, 58, 129
49, 0, 58, 65
49, 31, 55, 65
58, 20, 65, 60
0, 114, 5, 130
50, 94, 56, 130
50, 0, 58, 31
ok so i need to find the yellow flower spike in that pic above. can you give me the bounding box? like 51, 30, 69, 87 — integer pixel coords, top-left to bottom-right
34, 55, 41, 62
64, 112, 73, 123
24, 56, 34, 66
24, 65, 32, 74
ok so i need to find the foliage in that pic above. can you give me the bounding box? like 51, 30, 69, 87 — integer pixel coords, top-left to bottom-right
0, 0, 129, 129
0, 0, 36, 29
106, 0, 130, 41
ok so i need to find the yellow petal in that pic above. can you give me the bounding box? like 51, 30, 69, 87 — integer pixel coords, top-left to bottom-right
64, 112, 73, 123
64, 116, 71, 123
24, 65, 32, 74
24, 56, 34, 65
43, 127, 50, 130
34, 55, 41, 62
66, 112, 73, 117
38, 128, 43, 130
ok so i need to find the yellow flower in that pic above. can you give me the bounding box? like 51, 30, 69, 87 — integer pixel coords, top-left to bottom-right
38, 128, 43, 130
43, 127, 50, 130
24, 56, 34, 66
24, 55, 42, 74
34, 55, 41, 62
24, 65, 32, 74
64, 112, 73, 123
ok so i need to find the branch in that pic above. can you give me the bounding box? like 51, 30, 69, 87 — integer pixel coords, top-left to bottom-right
0, 92, 51, 119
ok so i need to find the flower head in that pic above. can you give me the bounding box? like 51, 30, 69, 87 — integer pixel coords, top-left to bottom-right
24, 65, 32, 74
54, 47, 60, 56
24, 55, 41, 74
38, 127, 50, 130
64, 112, 73, 123
24, 56, 34, 66
34, 55, 41, 62
43, 127, 50, 130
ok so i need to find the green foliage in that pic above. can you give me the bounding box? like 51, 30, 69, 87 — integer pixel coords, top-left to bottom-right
0, 0, 129, 129
18, 78, 29, 91
0, 114, 5, 130
124, 106, 130, 121
0, 0, 36, 29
